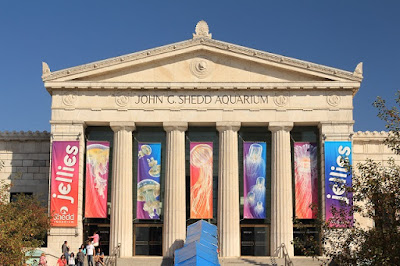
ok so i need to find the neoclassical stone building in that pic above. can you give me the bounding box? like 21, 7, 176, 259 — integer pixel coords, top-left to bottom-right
1, 21, 398, 262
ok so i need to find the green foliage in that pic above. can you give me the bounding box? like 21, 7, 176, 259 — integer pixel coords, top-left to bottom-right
325, 159, 400, 265
0, 182, 51, 265
374, 91, 400, 155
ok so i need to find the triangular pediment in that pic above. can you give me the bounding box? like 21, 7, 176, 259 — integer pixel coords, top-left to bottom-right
42, 38, 362, 86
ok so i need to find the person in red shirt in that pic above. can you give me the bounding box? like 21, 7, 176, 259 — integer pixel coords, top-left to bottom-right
56, 254, 67, 266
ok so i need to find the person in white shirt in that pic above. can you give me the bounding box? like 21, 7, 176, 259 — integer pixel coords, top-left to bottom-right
68, 252, 75, 266
86, 241, 95, 266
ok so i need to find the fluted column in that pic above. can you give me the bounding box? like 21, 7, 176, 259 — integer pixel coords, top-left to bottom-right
162, 122, 188, 257
216, 122, 241, 257
269, 122, 294, 257
109, 122, 135, 257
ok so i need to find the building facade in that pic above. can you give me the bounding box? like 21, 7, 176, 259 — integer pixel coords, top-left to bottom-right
2, 21, 397, 261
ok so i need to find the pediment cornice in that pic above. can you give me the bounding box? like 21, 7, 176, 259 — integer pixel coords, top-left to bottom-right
42, 37, 363, 84
44, 81, 360, 92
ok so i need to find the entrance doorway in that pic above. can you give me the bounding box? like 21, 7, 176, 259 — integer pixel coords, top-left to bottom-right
134, 224, 163, 256
240, 225, 270, 256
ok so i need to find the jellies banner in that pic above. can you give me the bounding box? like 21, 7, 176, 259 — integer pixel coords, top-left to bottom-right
243, 142, 267, 219
137, 143, 162, 219
50, 141, 79, 227
324, 141, 353, 226
190, 142, 213, 219
84, 141, 110, 218
294, 142, 318, 219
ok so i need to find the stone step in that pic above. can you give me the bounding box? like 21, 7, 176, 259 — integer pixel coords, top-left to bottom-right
116, 256, 326, 266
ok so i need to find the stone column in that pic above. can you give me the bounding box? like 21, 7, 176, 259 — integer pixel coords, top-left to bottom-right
47, 121, 86, 258
109, 122, 135, 257
216, 122, 241, 257
269, 122, 294, 257
162, 122, 188, 257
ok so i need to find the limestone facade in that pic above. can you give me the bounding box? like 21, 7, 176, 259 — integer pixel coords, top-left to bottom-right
1, 21, 398, 260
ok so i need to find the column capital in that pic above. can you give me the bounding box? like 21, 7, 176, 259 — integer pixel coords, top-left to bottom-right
110, 122, 136, 132
268, 122, 293, 132
163, 122, 188, 132
318, 121, 354, 141
318, 121, 354, 129
216, 122, 241, 132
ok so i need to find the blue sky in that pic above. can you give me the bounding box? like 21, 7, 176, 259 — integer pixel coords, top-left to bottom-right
0, 1, 399, 132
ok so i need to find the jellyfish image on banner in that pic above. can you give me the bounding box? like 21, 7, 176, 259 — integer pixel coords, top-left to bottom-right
137, 143, 162, 219
294, 142, 318, 219
243, 142, 267, 219
85, 141, 110, 218
190, 142, 213, 219
137, 179, 161, 218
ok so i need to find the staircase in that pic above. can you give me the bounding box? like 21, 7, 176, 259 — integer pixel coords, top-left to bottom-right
115, 256, 327, 266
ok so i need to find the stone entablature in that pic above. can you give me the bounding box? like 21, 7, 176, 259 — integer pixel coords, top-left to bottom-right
0, 130, 50, 141
353, 131, 400, 164
353, 130, 387, 142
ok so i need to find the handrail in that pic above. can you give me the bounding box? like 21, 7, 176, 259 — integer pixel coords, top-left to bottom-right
280, 243, 294, 266
105, 243, 121, 266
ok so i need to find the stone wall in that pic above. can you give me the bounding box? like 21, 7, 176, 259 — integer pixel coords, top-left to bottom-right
353, 131, 400, 164
0, 131, 50, 203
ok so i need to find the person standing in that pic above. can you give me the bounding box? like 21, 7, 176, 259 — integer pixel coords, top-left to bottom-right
39, 252, 47, 266
68, 252, 75, 266
86, 240, 95, 266
76, 248, 85, 266
56, 255, 67, 266
80, 244, 86, 255
62, 241, 70, 261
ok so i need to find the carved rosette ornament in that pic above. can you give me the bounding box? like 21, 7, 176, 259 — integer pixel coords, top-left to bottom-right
115, 94, 129, 107
193, 20, 212, 39
273, 94, 289, 107
62, 94, 77, 107
190, 57, 213, 79
327, 95, 341, 107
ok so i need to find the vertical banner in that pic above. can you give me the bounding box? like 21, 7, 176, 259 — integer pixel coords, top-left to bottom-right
294, 142, 318, 219
85, 141, 110, 218
50, 141, 79, 227
324, 141, 353, 226
190, 142, 213, 219
243, 142, 267, 219
136, 143, 162, 219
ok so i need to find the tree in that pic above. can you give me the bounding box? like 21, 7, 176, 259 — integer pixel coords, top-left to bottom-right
294, 92, 400, 265
0, 181, 51, 265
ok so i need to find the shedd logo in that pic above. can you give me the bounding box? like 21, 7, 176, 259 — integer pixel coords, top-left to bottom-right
53, 206, 75, 222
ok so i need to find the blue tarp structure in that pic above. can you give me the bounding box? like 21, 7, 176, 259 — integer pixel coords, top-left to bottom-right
174, 220, 220, 266
187, 220, 217, 238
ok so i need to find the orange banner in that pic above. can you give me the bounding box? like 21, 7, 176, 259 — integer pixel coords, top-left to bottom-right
190, 142, 213, 219
85, 141, 110, 218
